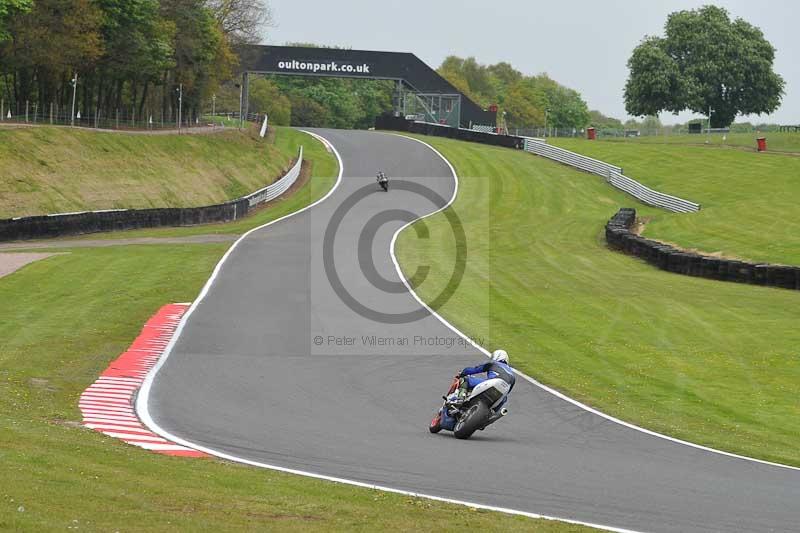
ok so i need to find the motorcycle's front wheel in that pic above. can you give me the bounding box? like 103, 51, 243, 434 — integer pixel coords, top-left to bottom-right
453, 401, 489, 439
429, 412, 442, 433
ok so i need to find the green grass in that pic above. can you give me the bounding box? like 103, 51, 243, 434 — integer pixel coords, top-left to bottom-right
549, 137, 800, 265
397, 134, 800, 466
595, 131, 800, 154
3, 127, 339, 243
0, 152, 588, 531
0, 125, 305, 218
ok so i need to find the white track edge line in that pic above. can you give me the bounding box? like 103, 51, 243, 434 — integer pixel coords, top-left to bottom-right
134, 129, 641, 533
388, 132, 800, 474
137, 128, 342, 436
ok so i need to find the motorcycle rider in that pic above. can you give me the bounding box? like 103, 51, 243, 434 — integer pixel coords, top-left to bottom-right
376, 171, 389, 191
456, 349, 515, 409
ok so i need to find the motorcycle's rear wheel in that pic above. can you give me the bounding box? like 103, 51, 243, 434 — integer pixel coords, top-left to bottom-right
453, 401, 489, 439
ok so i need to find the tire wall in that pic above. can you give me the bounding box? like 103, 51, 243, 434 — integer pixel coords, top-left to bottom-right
0, 199, 250, 241
605, 208, 800, 291
374, 114, 525, 149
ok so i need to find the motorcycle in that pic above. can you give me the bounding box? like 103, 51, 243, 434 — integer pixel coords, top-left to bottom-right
429, 375, 510, 439
377, 173, 389, 192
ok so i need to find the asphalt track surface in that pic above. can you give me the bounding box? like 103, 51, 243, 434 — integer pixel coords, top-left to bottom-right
144, 129, 800, 533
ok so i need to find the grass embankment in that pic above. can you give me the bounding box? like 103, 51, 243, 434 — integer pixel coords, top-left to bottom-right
550, 137, 800, 265
0, 125, 305, 218
0, 130, 588, 531
596, 131, 800, 154
397, 134, 800, 466
3, 127, 338, 243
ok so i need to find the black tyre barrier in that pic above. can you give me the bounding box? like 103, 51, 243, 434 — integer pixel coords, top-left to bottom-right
605, 208, 800, 291
374, 114, 526, 150
0, 199, 250, 242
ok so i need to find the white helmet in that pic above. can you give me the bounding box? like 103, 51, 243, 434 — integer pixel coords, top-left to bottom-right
492, 349, 509, 363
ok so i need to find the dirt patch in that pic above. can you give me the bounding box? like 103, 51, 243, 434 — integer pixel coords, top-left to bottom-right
50, 419, 84, 429
0, 252, 63, 278
2, 122, 226, 136
631, 216, 653, 235
0, 234, 239, 251
29, 377, 56, 392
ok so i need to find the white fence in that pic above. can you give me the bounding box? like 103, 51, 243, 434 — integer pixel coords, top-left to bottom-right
244, 146, 303, 207
522, 138, 700, 213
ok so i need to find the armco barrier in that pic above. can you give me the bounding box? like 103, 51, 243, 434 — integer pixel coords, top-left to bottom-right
375, 114, 525, 149
523, 138, 700, 213
0, 147, 303, 242
523, 137, 621, 177
375, 114, 701, 213
243, 146, 303, 206
606, 208, 799, 291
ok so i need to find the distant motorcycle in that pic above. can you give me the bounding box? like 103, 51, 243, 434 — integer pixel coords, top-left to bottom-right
376, 171, 389, 192
429, 375, 510, 439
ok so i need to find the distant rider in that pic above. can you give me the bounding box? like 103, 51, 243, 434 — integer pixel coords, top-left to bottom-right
376, 171, 389, 191
457, 349, 516, 409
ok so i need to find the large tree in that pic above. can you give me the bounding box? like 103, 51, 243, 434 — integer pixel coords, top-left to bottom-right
624, 5, 784, 128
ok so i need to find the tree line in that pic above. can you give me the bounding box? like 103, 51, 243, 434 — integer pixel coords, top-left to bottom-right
0, 0, 271, 124
229, 54, 598, 131
213, 75, 394, 130
437, 56, 591, 130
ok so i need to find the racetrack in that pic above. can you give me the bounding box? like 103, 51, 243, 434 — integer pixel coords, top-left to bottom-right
141, 129, 800, 533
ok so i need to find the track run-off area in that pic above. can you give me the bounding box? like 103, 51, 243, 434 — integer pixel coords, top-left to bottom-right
138, 129, 800, 533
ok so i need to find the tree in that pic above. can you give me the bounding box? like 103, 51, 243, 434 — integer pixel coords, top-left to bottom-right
589, 110, 623, 130
437, 56, 483, 105
641, 115, 662, 136
437, 56, 591, 129
0, 0, 30, 42
503, 79, 546, 128
487, 62, 522, 98
288, 94, 330, 127
3, 0, 104, 106
206, 0, 273, 45
248, 77, 289, 125
94, 0, 174, 116
534, 74, 590, 129
1, 0, 244, 126
624, 5, 785, 128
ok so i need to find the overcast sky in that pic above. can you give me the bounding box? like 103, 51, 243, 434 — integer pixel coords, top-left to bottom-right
263, 0, 798, 125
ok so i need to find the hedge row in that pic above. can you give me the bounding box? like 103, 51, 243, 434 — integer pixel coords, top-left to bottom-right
374, 114, 525, 150
605, 208, 800, 290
